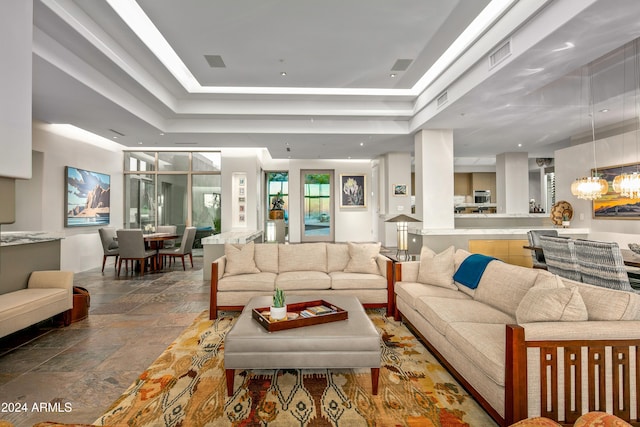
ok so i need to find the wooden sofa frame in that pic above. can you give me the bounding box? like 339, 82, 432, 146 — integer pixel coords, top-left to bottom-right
209, 260, 395, 320
400, 316, 640, 427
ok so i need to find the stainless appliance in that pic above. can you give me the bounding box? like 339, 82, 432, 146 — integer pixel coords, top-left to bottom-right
474, 190, 491, 204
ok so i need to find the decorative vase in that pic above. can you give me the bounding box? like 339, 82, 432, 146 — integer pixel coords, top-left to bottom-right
562, 220, 570, 228
270, 305, 287, 320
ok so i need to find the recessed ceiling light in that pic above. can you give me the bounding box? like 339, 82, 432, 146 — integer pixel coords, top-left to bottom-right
390, 73, 397, 78
138, 141, 143, 145
359, 142, 364, 147
159, 133, 165, 136
112, 136, 118, 139
599, 108, 609, 113
518, 143, 522, 147
280, 72, 287, 76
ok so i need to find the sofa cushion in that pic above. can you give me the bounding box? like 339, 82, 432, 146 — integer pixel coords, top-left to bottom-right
217, 272, 276, 291
453, 249, 475, 296
327, 244, 350, 272
279, 243, 327, 273
417, 246, 457, 290
445, 322, 506, 386
345, 242, 381, 274
474, 262, 540, 317
224, 242, 260, 276
329, 271, 387, 290
516, 286, 588, 323
416, 297, 515, 335
276, 271, 331, 290
562, 278, 640, 320
254, 244, 279, 273
395, 282, 469, 310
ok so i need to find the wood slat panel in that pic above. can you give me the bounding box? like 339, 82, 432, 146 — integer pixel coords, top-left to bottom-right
564, 346, 582, 424
540, 347, 558, 420
613, 346, 631, 420
588, 347, 606, 412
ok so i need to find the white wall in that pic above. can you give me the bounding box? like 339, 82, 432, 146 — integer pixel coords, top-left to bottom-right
262, 158, 376, 243
4, 122, 124, 273
555, 129, 640, 247
0, 0, 32, 179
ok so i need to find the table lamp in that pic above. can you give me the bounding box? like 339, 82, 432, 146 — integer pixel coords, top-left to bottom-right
385, 214, 421, 260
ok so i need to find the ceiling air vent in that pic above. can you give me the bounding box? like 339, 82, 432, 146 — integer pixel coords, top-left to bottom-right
391, 59, 413, 72
436, 91, 448, 108
204, 55, 226, 68
489, 39, 511, 69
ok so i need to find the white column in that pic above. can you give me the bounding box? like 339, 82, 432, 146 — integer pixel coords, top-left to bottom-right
0, 0, 32, 179
496, 152, 529, 214
414, 130, 454, 229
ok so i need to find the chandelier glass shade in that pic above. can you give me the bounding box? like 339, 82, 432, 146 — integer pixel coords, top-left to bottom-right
612, 172, 640, 199
570, 176, 609, 200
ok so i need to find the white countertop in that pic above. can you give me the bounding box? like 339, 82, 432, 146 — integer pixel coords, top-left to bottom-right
0, 231, 65, 246
202, 229, 263, 244
408, 227, 589, 236
455, 213, 548, 218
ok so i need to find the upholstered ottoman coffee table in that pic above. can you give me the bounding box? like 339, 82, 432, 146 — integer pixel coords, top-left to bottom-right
224, 294, 381, 396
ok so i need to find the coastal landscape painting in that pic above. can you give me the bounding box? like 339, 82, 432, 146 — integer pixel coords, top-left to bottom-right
592, 163, 640, 219
65, 166, 111, 227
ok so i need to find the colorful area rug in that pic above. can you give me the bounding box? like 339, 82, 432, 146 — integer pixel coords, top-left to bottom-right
95, 310, 496, 426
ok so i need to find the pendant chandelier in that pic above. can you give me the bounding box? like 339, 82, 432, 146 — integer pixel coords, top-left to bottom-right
612, 39, 640, 200
571, 65, 608, 200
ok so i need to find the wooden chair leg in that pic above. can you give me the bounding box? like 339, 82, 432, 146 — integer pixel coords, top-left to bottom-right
102, 255, 107, 272
189, 253, 193, 268
117, 258, 122, 276
181, 255, 186, 270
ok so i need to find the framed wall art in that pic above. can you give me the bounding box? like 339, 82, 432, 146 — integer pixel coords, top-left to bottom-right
393, 184, 407, 196
65, 166, 111, 227
592, 163, 640, 219
340, 174, 366, 208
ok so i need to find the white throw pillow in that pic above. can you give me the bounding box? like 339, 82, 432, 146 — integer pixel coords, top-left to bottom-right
344, 242, 381, 274
516, 278, 588, 323
224, 241, 260, 276
417, 246, 457, 290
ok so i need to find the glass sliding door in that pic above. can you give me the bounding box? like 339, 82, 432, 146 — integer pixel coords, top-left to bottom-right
301, 170, 334, 242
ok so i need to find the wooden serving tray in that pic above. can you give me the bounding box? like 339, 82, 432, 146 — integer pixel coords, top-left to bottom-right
252, 299, 348, 332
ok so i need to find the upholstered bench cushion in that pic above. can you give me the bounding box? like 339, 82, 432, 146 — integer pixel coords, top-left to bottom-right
445, 322, 505, 386
330, 272, 387, 289
225, 295, 380, 369
217, 272, 276, 291
0, 288, 67, 322
416, 297, 515, 336
276, 271, 330, 290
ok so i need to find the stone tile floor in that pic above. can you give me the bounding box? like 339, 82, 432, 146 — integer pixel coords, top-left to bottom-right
0, 257, 209, 427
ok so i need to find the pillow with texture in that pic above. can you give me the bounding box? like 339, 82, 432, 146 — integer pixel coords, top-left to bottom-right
516, 282, 588, 323
344, 242, 381, 274
224, 241, 260, 276
417, 245, 457, 290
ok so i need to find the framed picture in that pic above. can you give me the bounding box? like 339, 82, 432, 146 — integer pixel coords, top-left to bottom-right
239, 177, 245, 186
393, 184, 407, 196
239, 187, 245, 196
239, 205, 245, 213
340, 174, 366, 208
65, 166, 111, 227
592, 163, 640, 219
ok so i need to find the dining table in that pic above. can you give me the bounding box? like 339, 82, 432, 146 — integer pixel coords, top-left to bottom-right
143, 232, 180, 269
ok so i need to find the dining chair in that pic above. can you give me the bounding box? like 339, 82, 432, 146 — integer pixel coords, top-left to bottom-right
98, 227, 119, 272
116, 229, 157, 276
156, 225, 177, 248
538, 235, 581, 282
573, 239, 636, 292
527, 229, 558, 269
159, 227, 196, 270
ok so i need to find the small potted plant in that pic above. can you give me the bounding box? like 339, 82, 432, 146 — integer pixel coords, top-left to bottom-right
270, 287, 286, 320
562, 212, 570, 228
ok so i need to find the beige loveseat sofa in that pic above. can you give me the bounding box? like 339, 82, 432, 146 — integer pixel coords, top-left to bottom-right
0, 270, 74, 338
394, 246, 640, 427
209, 242, 393, 319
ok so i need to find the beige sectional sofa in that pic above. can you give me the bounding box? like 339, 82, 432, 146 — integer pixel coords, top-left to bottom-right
394, 246, 640, 427
0, 270, 74, 338
209, 241, 393, 319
